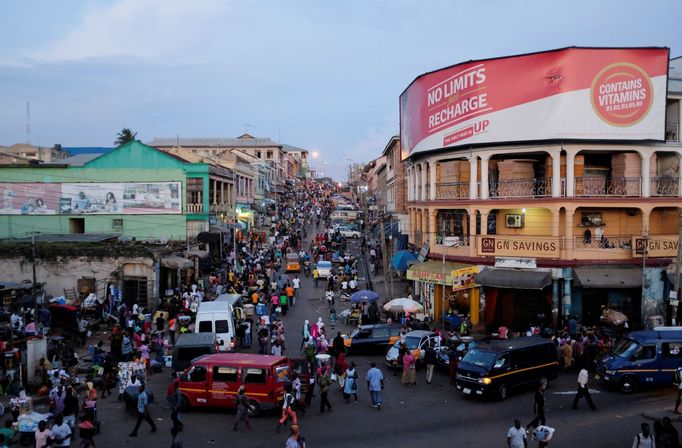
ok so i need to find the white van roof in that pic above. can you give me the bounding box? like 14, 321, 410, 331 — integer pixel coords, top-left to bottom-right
197, 301, 233, 314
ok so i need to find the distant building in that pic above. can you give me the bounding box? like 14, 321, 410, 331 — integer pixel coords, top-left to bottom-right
0, 143, 69, 163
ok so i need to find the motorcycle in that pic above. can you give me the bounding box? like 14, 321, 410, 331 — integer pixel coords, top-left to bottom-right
303, 261, 312, 278
337, 291, 350, 302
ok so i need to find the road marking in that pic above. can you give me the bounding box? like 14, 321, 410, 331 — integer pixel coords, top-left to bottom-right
552, 389, 601, 395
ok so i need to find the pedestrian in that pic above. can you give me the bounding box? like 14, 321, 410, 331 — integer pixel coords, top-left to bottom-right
655, 416, 679, 448
77, 415, 96, 448
275, 383, 297, 433
673, 360, 682, 414
526, 382, 546, 431
343, 361, 358, 403
571, 366, 597, 411
424, 345, 437, 384
291, 373, 305, 418
50, 414, 72, 448
168, 379, 183, 432
286, 425, 301, 448
34, 420, 53, 448
129, 384, 157, 437
170, 427, 183, 448
233, 386, 252, 431
401, 350, 417, 386
313, 268, 319, 288
507, 418, 528, 448
318, 366, 333, 414
633, 422, 655, 448
366, 362, 384, 409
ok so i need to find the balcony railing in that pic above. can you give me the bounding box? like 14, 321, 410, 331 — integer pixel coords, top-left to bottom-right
573, 235, 632, 250
436, 181, 470, 200
187, 203, 203, 213
651, 177, 679, 197
667, 122, 680, 142
434, 235, 471, 247
575, 177, 641, 197
489, 178, 552, 198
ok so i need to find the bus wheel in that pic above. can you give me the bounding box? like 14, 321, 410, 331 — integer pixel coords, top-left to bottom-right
620, 376, 637, 394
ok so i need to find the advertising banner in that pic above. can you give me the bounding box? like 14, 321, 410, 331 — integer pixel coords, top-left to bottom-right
477, 235, 560, 258
0, 182, 182, 215
400, 47, 669, 159
632, 234, 678, 258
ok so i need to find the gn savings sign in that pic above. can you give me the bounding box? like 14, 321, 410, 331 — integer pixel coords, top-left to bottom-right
478, 236, 559, 258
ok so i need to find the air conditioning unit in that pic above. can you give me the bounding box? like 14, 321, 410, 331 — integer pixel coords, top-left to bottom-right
505, 214, 524, 228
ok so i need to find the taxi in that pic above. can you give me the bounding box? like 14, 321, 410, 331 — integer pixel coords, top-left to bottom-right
343, 323, 402, 355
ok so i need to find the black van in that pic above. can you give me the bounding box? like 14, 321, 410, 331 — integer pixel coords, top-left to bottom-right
172, 332, 218, 374
455, 337, 558, 400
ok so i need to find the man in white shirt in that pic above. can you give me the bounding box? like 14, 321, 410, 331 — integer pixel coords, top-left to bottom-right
51, 415, 72, 448
572, 367, 597, 411
292, 276, 301, 299
507, 418, 527, 448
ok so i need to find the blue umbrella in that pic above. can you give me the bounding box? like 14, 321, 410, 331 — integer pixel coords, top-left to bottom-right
392, 250, 417, 272
350, 290, 379, 303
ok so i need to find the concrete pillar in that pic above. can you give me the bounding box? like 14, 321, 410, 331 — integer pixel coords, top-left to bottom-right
642, 151, 651, 197
480, 211, 489, 236
552, 279, 560, 327
566, 151, 575, 197
407, 168, 412, 201
562, 270, 573, 319
678, 155, 682, 198
564, 208, 575, 259
430, 161, 437, 200
468, 156, 478, 200
430, 209, 438, 246
480, 156, 489, 200
551, 151, 561, 198
422, 209, 428, 244
641, 209, 651, 236
421, 163, 427, 201
551, 209, 560, 237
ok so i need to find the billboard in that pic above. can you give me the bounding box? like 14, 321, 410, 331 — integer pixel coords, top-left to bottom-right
0, 182, 182, 215
400, 47, 670, 159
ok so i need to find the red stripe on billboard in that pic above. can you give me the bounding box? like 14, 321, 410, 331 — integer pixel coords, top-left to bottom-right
400, 47, 669, 159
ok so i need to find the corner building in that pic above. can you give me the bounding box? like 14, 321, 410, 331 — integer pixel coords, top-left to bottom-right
403, 47, 682, 330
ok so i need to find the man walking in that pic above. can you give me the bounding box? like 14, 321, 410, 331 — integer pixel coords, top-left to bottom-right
673, 360, 682, 414
318, 366, 333, 414
313, 268, 320, 288
526, 382, 546, 431
572, 366, 597, 411
424, 345, 437, 385
233, 386, 252, 431
632, 422, 655, 448
129, 385, 157, 437
507, 418, 527, 448
366, 362, 384, 409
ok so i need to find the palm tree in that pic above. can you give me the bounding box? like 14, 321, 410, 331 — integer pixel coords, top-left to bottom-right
115, 128, 138, 146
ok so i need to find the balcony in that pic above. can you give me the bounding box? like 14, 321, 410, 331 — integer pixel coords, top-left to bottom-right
651, 177, 679, 197
575, 177, 641, 197
210, 203, 232, 213
667, 122, 680, 142
436, 181, 470, 200
573, 235, 632, 250
489, 178, 552, 198
187, 203, 203, 213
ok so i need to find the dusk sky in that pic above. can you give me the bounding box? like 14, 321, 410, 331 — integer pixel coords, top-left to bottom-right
2, 0, 681, 179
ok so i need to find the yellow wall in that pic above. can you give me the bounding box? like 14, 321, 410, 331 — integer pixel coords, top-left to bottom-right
494, 208, 553, 236
572, 208, 642, 237
650, 208, 678, 234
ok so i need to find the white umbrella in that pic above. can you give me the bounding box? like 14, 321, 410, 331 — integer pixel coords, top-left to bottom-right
383, 298, 424, 313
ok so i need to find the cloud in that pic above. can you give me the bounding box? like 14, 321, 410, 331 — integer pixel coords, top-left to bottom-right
31, 0, 233, 63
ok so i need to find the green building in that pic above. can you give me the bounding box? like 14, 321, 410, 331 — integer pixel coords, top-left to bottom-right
0, 141, 235, 242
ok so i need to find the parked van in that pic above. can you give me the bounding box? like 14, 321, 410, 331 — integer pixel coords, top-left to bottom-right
172, 332, 218, 373
177, 353, 310, 416
455, 337, 558, 400
596, 327, 682, 393
330, 210, 362, 221
195, 301, 236, 352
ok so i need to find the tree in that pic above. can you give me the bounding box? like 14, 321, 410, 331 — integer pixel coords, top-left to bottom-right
115, 128, 138, 146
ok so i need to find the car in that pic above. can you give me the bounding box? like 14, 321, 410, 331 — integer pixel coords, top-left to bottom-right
385, 330, 437, 368
316, 260, 333, 278
338, 227, 361, 239
343, 324, 402, 354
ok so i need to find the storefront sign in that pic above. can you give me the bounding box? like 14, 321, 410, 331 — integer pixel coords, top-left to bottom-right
495, 257, 537, 269
451, 266, 479, 290
477, 236, 560, 258
400, 47, 668, 159
408, 269, 447, 284
632, 235, 679, 258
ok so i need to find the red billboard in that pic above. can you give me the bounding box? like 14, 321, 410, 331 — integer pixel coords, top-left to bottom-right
400, 47, 670, 159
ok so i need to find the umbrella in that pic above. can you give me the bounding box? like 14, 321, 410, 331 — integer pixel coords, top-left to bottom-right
383, 298, 424, 313
350, 290, 379, 303
392, 250, 417, 272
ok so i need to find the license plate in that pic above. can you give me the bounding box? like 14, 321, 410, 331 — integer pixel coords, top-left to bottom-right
463, 388, 471, 395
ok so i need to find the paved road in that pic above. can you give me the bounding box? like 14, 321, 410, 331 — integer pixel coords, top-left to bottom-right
89, 228, 680, 448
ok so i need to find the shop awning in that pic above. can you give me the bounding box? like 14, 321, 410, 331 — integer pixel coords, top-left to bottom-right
476, 268, 552, 290
407, 260, 474, 286
573, 267, 642, 289
160, 255, 194, 270
185, 250, 210, 258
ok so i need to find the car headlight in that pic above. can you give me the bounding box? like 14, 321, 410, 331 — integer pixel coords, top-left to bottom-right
605, 370, 616, 375
478, 377, 492, 385
456, 373, 463, 380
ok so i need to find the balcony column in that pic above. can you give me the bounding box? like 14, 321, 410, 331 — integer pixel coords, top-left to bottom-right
212, 179, 217, 205
468, 156, 478, 200
566, 151, 576, 197
422, 208, 429, 244
551, 151, 561, 198
480, 155, 490, 200
479, 210, 489, 236
406, 168, 412, 201
641, 151, 651, 198
641, 208, 651, 236
421, 163, 427, 201
679, 154, 682, 198
564, 207, 575, 259
551, 209, 560, 237
430, 161, 437, 200
430, 209, 439, 247
465, 209, 475, 257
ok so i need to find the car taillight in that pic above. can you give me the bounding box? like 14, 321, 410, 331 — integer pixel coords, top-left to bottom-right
230, 338, 235, 349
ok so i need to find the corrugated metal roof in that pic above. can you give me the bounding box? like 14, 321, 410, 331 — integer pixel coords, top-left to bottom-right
149, 137, 282, 148
61, 153, 103, 166
3, 234, 119, 244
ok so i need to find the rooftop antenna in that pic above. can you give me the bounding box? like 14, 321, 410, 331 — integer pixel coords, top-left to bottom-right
244, 123, 252, 135
176, 133, 179, 146
26, 101, 31, 144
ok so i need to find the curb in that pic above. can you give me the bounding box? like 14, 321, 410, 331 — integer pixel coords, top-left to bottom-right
641, 410, 682, 422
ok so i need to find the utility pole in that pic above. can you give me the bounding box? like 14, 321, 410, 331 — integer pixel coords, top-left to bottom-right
673, 209, 682, 325
380, 212, 390, 300
31, 232, 38, 308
